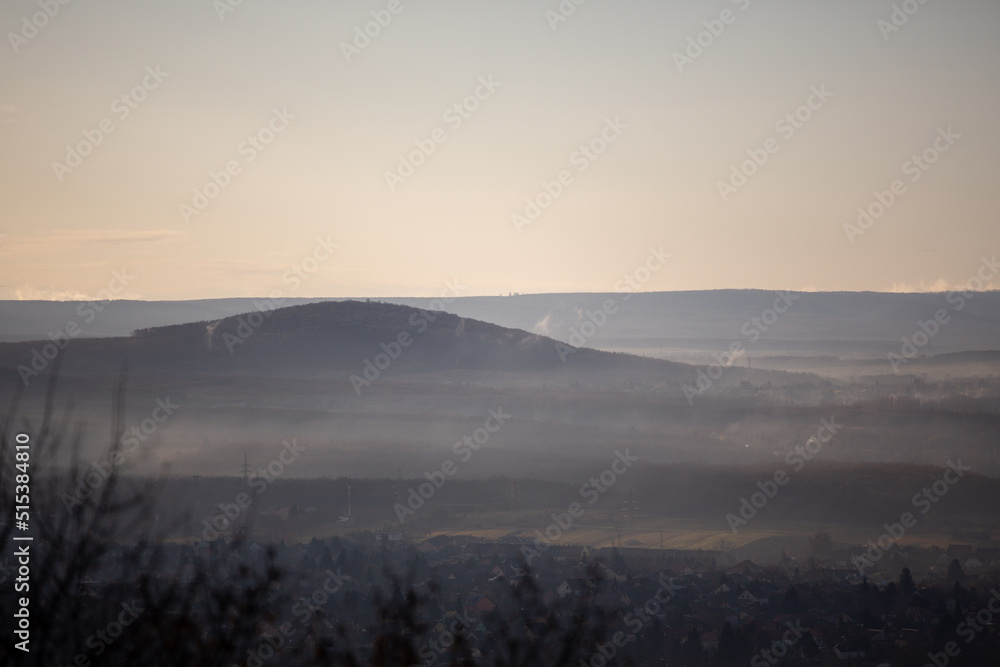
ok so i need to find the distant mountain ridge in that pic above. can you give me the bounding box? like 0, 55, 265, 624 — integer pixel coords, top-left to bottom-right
388, 290, 1000, 353
0, 297, 333, 341
2, 290, 998, 355
0, 300, 689, 382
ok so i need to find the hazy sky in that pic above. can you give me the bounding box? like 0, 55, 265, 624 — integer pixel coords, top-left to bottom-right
2, 0, 998, 300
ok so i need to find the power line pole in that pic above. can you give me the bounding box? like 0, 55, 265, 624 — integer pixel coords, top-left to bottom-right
241, 453, 251, 484
623, 488, 639, 544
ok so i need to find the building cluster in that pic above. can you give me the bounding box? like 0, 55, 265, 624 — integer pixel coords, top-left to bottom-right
5, 534, 998, 665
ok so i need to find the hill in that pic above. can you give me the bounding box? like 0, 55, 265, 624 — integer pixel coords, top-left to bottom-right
4, 291, 999, 357
0, 300, 691, 381
1, 300, 997, 483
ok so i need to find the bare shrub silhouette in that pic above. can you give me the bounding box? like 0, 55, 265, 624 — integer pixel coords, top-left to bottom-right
1, 368, 284, 666
0, 369, 619, 666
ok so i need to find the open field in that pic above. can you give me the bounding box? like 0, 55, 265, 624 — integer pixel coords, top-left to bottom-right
238, 502, 999, 563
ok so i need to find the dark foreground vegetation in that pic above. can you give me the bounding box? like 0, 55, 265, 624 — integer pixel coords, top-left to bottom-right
3, 374, 999, 666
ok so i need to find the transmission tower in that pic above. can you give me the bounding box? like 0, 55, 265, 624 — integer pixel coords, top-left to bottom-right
241, 453, 251, 484
623, 488, 639, 544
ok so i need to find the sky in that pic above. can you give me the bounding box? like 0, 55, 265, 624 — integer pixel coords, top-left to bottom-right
1, 0, 999, 300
